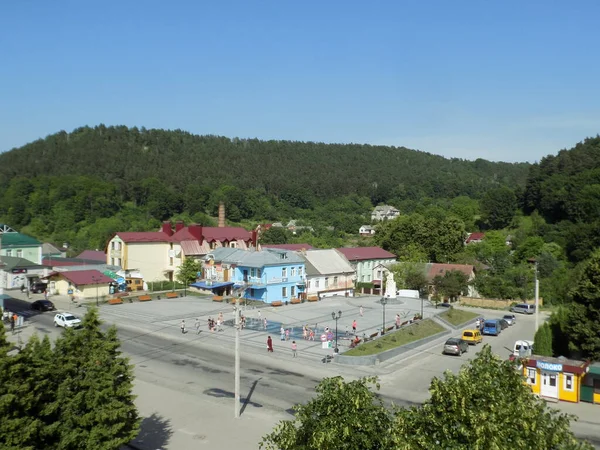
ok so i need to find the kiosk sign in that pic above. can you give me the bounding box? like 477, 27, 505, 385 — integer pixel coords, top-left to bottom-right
537, 361, 563, 372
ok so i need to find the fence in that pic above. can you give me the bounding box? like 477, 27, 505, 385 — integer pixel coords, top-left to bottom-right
458, 297, 544, 309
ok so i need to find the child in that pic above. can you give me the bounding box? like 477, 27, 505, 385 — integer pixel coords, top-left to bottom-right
291, 341, 297, 358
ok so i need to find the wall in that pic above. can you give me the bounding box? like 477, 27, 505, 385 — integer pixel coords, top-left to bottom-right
459, 297, 544, 308
354, 258, 395, 283
305, 273, 354, 296
2, 246, 42, 264
50, 278, 111, 299
263, 263, 305, 303
126, 242, 172, 282
525, 368, 580, 403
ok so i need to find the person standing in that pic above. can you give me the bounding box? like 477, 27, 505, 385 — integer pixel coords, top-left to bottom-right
291, 341, 297, 358
352, 319, 357, 333
359, 306, 364, 317
280, 326, 286, 341
395, 314, 401, 329
309, 329, 315, 341
267, 336, 273, 353
194, 318, 201, 334
285, 328, 290, 341
258, 310, 262, 320
180, 320, 186, 334
44, 290, 48, 301
263, 317, 268, 330
10, 315, 15, 334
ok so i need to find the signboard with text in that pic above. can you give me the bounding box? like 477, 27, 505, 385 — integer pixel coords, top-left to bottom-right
536, 361, 563, 372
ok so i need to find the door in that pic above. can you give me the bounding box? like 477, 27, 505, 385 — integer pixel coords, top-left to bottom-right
243, 270, 248, 282
224, 269, 229, 282
541, 372, 559, 399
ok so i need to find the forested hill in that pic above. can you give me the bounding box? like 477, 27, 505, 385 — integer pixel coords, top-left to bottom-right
0, 125, 529, 201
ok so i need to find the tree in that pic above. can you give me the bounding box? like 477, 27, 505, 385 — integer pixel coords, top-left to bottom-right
260, 376, 397, 450
260, 227, 289, 245
480, 186, 518, 229
432, 270, 469, 302
176, 257, 201, 286
562, 249, 600, 360
534, 323, 553, 356
397, 345, 592, 449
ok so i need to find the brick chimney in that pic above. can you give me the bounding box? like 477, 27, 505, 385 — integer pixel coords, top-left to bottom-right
188, 224, 203, 241
218, 202, 226, 228
251, 230, 258, 249
161, 221, 173, 236
175, 220, 185, 232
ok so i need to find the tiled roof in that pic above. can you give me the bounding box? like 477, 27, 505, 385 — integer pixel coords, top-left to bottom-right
116, 226, 252, 244
208, 247, 305, 268
0, 256, 45, 271
0, 232, 41, 247
301, 249, 354, 276
427, 263, 474, 280
117, 232, 172, 243
261, 244, 314, 251
202, 227, 252, 242
43, 257, 104, 267
336, 247, 396, 261
76, 250, 107, 262
466, 232, 485, 243
50, 269, 114, 286
180, 240, 204, 256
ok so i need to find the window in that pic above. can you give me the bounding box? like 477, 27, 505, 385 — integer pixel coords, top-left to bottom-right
298, 266, 303, 276
6, 250, 11, 256
564, 373, 574, 391
230, 242, 236, 248
333, 276, 338, 286
315, 280, 320, 288
282, 268, 287, 277
257, 269, 261, 278
291, 267, 296, 277
17, 250, 22, 258
361, 275, 365, 282
527, 369, 536, 384
307, 280, 311, 289
367, 274, 371, 282
325, 277, 329, 288
111, 241, 116, 250
250, 268, 255, 277
117, 241, 122, 250
291, 286, 296, 297
169, 257, 174, 266
282, 286, 287, 297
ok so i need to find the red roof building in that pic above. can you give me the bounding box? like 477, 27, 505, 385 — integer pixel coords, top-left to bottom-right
336, 247, 397, 286
465, 232, 485, 244
76, 250, 108, 262
45, 269, 114, 300
336, 247, 396, 261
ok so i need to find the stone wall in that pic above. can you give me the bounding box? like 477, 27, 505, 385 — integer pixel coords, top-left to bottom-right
458, 297, 543, 308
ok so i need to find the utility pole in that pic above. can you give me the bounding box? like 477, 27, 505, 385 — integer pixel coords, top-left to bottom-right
534, 261, 539, 332
234, 301, 240, 418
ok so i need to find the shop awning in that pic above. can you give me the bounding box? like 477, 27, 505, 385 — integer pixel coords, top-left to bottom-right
190, 281, 234, 290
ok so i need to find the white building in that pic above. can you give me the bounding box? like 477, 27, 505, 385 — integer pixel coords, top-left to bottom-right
300, 249, 355, 298
371, 205, 400, 221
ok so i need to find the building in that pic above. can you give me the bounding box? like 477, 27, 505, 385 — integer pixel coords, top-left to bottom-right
581, 362, 600, 404
371, 205, 400, 222
193, 247, 306, 304
359, 225, 375, 236
45, 269, 114, 300
42, 243, 67, 259
465, 232, 485, 245
426, 263, 478, 298
0, 256, 49, 291
261, 243, 314, 251
301, 249, 355, 299
521, 355, 590, 403
76, 250, 107, 262
106, 220, 257, 283
336, 247, 397, 286
0, 224, 42, 264
286, 220, 314, 235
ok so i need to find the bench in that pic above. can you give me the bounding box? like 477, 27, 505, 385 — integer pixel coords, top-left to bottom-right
271, 301, 283, 307
350, 339, 362, 348
213, 296, 223, 302
307, 297, 319, 302
166, 292, 178, 299
386, 325, 395, 332
401, 321, 409, 327
108, 298, 123, 305
138, 295, 152, 302
290, 298, 302, 304
369, 332, 379, 339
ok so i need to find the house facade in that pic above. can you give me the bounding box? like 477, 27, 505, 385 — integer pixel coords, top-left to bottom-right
45, 269, 113, 299
359, 225, 375, 236
371, 205, 400, 222
106, 221, 257, 282
336, 247, 397, 286
426, 263, 479, 298
301, 249, 355, 299
0, 225, 43, 265
0, 256, 49, 291
196, 247, 305, 304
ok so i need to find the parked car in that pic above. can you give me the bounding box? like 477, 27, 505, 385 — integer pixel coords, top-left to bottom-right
482, 319, 502, 336
513, 340, 534, 357
461, 329, 483, 345
511, 303, 535, 314
443, 337, 469, 356
30, 300, 56, 311
30, 282, 48, 294
54, 313, 82, 328
499, 319, 509, 330
503, 314, 516, 326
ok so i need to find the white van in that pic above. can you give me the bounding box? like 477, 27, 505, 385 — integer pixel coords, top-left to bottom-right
510, 303, 536, 314
513, 340, 534, 357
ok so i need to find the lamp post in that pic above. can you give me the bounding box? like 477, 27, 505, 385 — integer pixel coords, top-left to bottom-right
331, 310, 342, 353
380, 297, 387, 335
91, 275, 99, 307
528, 258, 540, 332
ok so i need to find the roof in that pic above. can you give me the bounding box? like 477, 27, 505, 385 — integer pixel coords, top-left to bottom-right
201, 227, 252, 242
115, 226, 252, 244
301, 249, 354, 276
589, 362, 600, 375
190, 281, 234, 290
49, 269, 114, 286
261, 244, 314, 251
525, 355, 589, 375
43, 257, 107, 267
180, 240, 205, 256
336, 247, 396, 261
466, 232, 485, 244
207, 247, 305, 268
116, 231, 172, 243
0, 256, 45, 271
373, 205, 399, 213
76, 250, 107, 262
42, 243, 64, 256
427, 263, 474, 280
0, 232, 41, 248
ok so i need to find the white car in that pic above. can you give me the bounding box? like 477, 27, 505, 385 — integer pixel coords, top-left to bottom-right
54, 313, 82, 328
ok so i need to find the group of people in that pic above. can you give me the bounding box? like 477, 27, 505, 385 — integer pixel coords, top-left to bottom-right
266, 335, 297, 357
2, 309, 19, 333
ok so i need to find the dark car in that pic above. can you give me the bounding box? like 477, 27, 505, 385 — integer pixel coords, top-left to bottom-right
499, 319, 509, 330
30, 300, 56, 312
443, 338, 469, 356
30, 282, 48, 294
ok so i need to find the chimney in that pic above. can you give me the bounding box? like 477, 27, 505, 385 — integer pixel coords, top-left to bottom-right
218, 202, 226, 228
161, 221, 173, 236
188, 224, 203, 241
175, 220, 184, 232
251, 230, 258, 249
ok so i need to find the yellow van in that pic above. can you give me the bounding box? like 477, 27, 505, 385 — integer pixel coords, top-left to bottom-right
462, 329, 483, 345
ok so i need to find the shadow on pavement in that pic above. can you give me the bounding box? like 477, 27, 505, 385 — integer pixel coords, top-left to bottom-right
126, 413, 174, 450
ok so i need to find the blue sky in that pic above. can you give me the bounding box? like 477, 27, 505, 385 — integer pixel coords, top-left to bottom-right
1, 1, 598, 162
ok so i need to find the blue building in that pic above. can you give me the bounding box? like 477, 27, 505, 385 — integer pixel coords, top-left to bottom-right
197, 247, 306, 304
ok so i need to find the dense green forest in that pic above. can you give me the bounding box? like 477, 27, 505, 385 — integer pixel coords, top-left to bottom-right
1, 126, 599, 308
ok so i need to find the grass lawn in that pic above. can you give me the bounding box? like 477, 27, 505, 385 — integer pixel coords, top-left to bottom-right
438, 308, 479, 326
344, 319, 445, 356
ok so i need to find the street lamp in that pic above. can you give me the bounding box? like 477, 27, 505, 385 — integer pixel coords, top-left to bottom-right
380, 297, 387, 335
91, 275, 100, 307
331, 310, 342, 353
528, 258, 540, 332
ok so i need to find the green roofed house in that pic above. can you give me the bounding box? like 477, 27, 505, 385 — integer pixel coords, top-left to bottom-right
0, 256, 48, 291
0, 224, 43, 265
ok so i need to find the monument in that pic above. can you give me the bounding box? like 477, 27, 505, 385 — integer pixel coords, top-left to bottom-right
384, 271, 396, 299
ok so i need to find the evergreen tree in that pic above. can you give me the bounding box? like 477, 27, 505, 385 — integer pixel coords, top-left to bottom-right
534, 323, 553, 357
